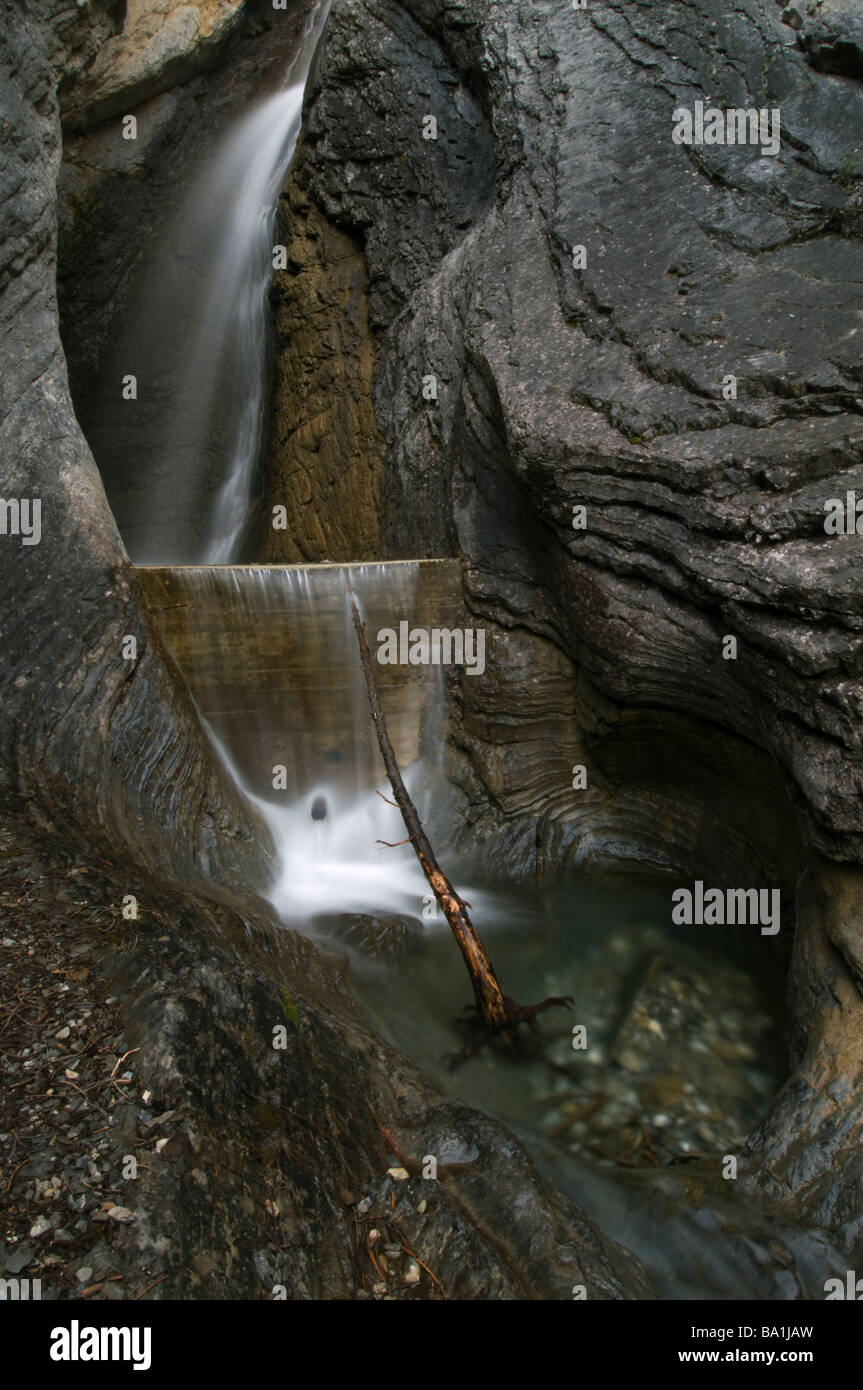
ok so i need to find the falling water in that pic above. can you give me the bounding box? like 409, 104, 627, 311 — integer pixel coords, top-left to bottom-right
138, 560, 465, 921
179, 0, 332, 562
87, 1, 331, 565
117, 8, 483, 1001
123, 13, 800, 1295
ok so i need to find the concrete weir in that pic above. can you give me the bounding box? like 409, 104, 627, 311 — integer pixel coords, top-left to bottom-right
137, 560, 463, 804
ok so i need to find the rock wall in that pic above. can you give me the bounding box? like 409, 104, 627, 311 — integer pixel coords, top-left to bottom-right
287, 0, 863, 864
256, 189, 386, 561
0, 0, 275, 897
0, 0, 656, 1299
9, 0, 863, 1291
62, 0, 247, 132
276, 0, 863, 1229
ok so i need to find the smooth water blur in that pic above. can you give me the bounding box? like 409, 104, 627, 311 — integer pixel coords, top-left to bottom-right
179, 83, 310, 563
172, 0, 331, 562
260, 769, 433, 921
89, 2, 331, 564
144, 558, 465, 920
141, 559, 462, 803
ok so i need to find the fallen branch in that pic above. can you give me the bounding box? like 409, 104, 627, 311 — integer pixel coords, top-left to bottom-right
349, 594, 571, 1043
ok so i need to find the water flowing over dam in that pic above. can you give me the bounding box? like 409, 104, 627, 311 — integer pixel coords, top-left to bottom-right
128, 24, 789, 1173
139, 560, 461, 800
121, 0, 461, 923
139, 560, 463, 919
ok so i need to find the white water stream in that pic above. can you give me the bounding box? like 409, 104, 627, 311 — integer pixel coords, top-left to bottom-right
106, 1, 331, 564
183, 1, 331, 560
154, 562, 469, 925
129, 4, 470, 924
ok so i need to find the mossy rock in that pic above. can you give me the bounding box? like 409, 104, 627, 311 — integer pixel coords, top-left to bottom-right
279, 988, 299, 1026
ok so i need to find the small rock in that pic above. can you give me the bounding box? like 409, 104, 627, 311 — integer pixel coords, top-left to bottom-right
404, 1260, 421, 1286
29, 1216, 51, 1239
76, 1266, 93, 1284
356, 1197, 372, 1215
107, 1206, 135, 1223
144, 1109, 174, 1129
386, 1167, 409, 1181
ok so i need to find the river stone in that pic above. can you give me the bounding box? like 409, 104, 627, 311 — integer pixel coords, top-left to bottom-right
6, 1247, 33, 1274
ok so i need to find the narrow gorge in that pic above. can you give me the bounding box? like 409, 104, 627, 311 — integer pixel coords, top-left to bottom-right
1, 0, 862, 1311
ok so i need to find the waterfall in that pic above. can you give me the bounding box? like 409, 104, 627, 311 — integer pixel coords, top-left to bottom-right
139, 560, 463, 922
113, 0, 462, 926
89, 0, 331, 565
175, 0, 331, 563
174, 87, 308, 563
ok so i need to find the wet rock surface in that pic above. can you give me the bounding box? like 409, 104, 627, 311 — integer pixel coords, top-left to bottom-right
0, 0, 275, 898
0, 819, 656, 1299
315, 912, 425, 964
61, 0, 248, 133
275, 0, 863, 1235
257, 191, 387, 563
288, 0, 863, 861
